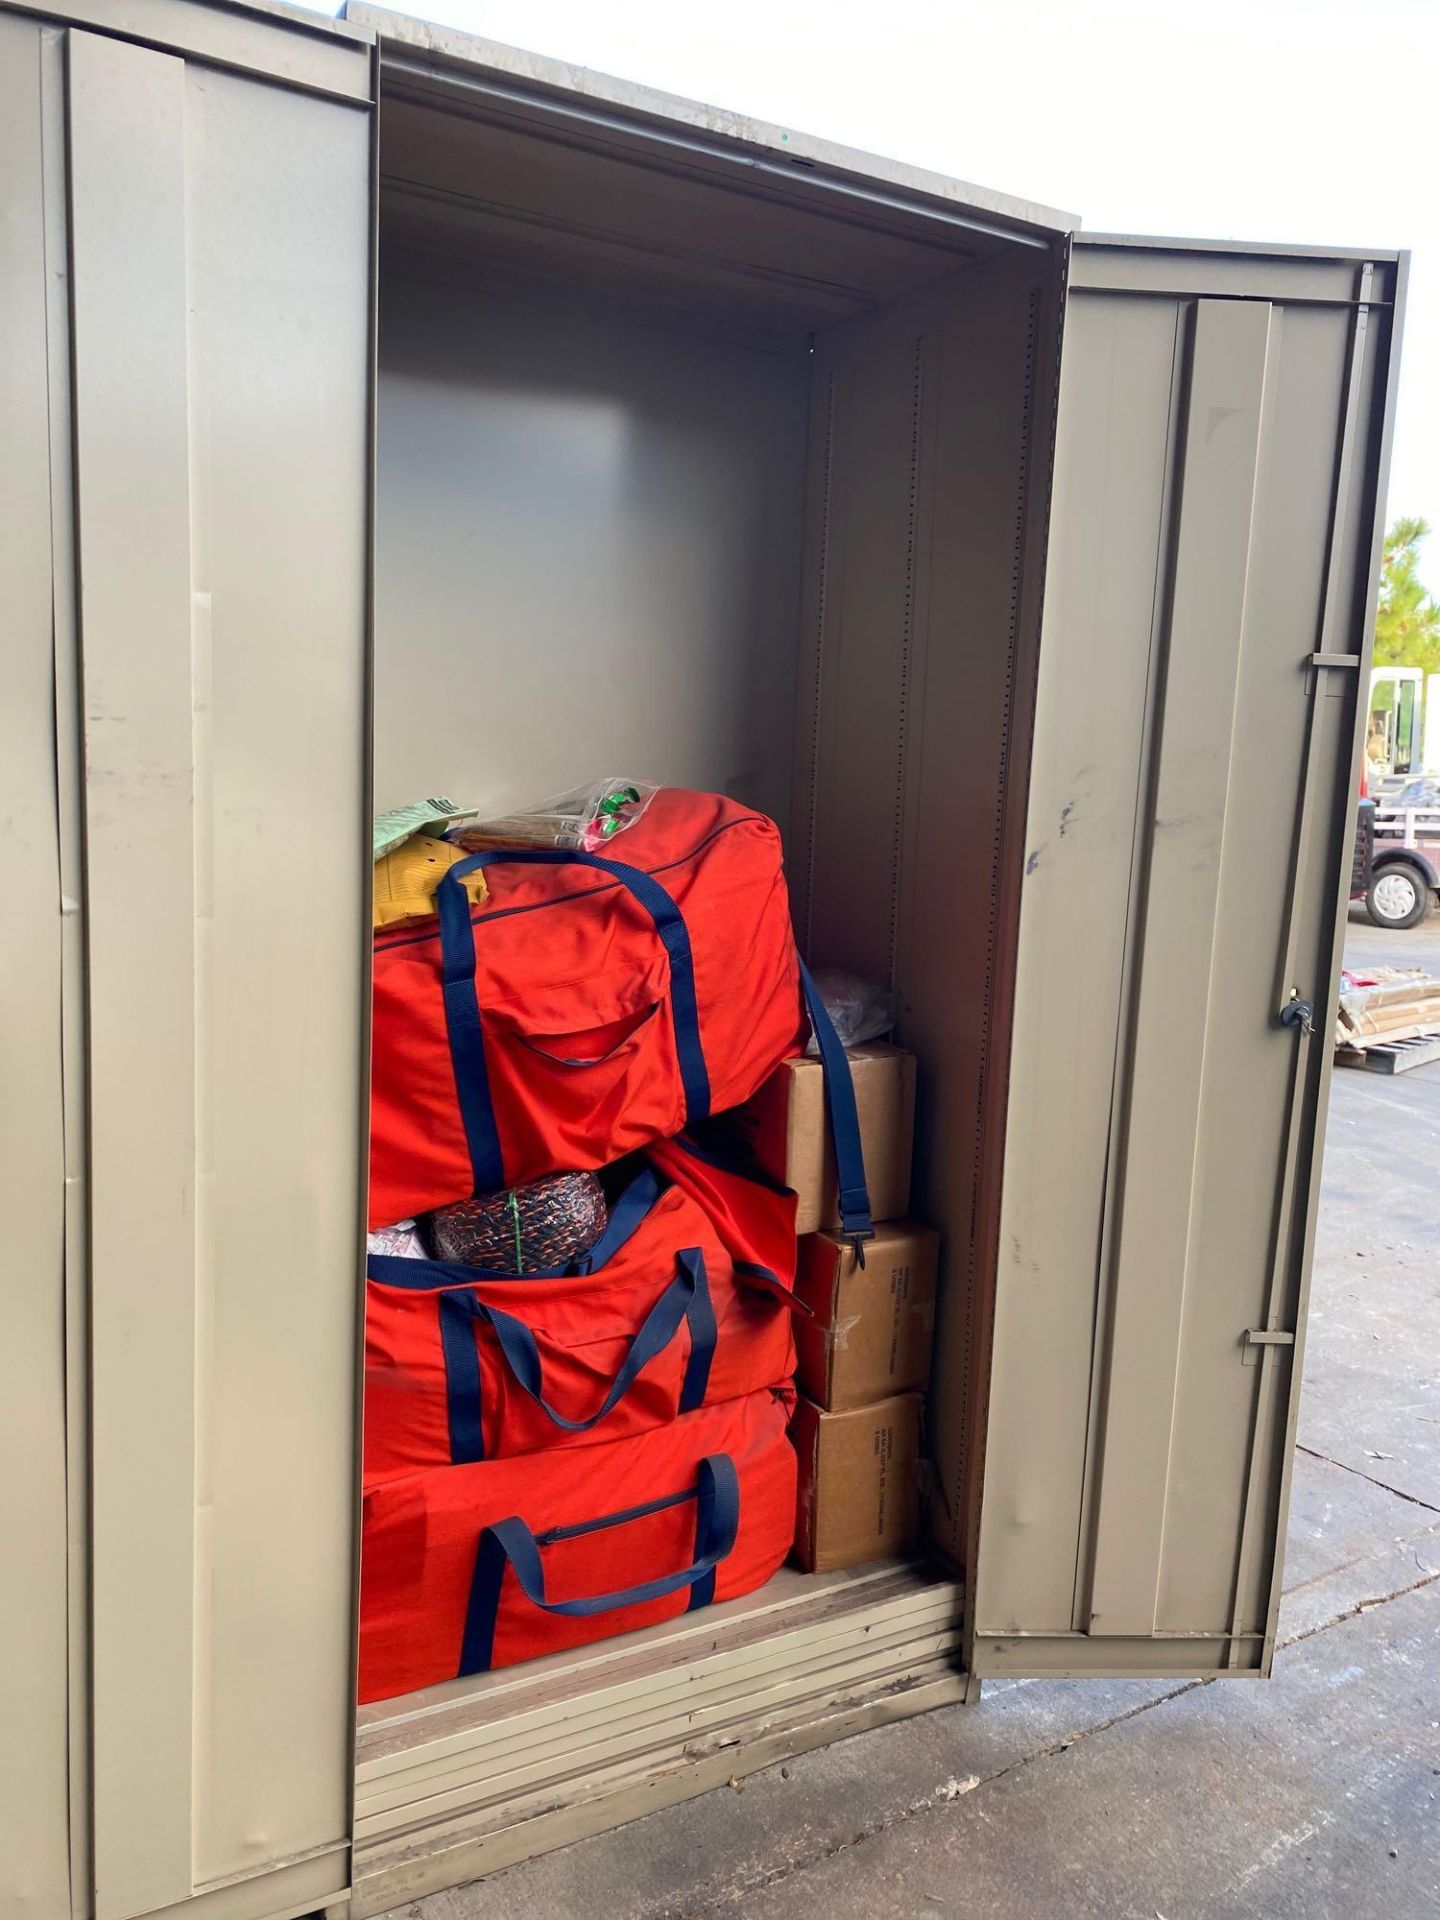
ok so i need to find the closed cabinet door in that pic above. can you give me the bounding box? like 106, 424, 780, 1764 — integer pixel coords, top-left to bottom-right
974, 238, 1404, 1678
26, 4, 375, 1916
1, 12, 77, 1916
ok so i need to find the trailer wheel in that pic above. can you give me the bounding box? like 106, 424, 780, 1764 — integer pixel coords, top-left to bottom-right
1366, 859, 1431, 930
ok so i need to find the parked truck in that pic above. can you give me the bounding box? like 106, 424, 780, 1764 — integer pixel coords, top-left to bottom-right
1353, 797, 1439, 928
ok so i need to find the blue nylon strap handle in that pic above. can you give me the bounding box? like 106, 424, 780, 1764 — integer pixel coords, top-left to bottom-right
797, 958, 874, 1261
435, 846, 713, 1192
571, 1164, 663, 1274
438, 1292, 487, 1464
435, 868, 505, 1193
458, 1454, 740, 1674
676, 1247, 717, 1412
479, 1246, 716, 1435
437, 1244, 717, 1457
685, 1442, 729, 1611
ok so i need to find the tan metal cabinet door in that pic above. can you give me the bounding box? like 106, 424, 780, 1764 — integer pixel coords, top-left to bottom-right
53, 6, 374, 1917
974, 239, 1405, 1680
0, 13, 78, 1916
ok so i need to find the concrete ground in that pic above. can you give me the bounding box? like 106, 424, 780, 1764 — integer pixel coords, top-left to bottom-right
390, 909, 1440, 1920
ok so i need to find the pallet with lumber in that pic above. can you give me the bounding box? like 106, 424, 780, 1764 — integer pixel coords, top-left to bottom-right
1336, 1032, 1440, 1075
1334, 968, 1440, 1073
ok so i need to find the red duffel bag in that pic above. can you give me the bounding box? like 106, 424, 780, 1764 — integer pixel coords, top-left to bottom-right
358, 1385, 796, 1700
363, 1144, 801, 1479
368, 790, 806, 1229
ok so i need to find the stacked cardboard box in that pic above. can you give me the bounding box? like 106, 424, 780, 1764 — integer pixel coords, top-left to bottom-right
748, 1044, 938, 1572
747, 1043, 916, 1235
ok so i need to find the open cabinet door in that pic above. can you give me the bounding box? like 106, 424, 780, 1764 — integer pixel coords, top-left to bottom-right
972, 237, 1406, 1679
42, 5, 376, 1915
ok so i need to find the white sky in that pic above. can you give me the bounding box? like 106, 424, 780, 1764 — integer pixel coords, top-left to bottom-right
329, 0, 1437, 537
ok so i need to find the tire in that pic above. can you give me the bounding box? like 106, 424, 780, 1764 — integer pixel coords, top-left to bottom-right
1366, 859, 1431, 930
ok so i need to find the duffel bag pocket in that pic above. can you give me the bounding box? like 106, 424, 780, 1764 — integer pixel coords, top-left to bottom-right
508, 999, 661, 1066
437, 846, 711, 1191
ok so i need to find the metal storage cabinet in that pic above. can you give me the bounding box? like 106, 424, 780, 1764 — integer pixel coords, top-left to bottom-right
0, 2, 1403, 1917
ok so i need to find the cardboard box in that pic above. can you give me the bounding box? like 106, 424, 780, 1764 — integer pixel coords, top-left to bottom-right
794, 1221, 939, 1411
748, 1043, 915, 1234
792, 1392, 922, 1573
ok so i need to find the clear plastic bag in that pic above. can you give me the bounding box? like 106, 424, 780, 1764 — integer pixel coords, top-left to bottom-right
367, 1219, 429, 1260
803, 967, 897, 1054
447, 779, 659, 855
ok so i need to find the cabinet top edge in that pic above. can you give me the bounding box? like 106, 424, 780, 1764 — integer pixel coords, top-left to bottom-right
344, 1, 1080, 244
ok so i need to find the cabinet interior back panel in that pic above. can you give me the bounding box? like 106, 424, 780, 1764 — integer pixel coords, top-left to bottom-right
374, 253, 811, 832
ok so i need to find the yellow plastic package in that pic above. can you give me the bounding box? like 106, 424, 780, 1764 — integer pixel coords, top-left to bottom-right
373, 835, 488, 929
